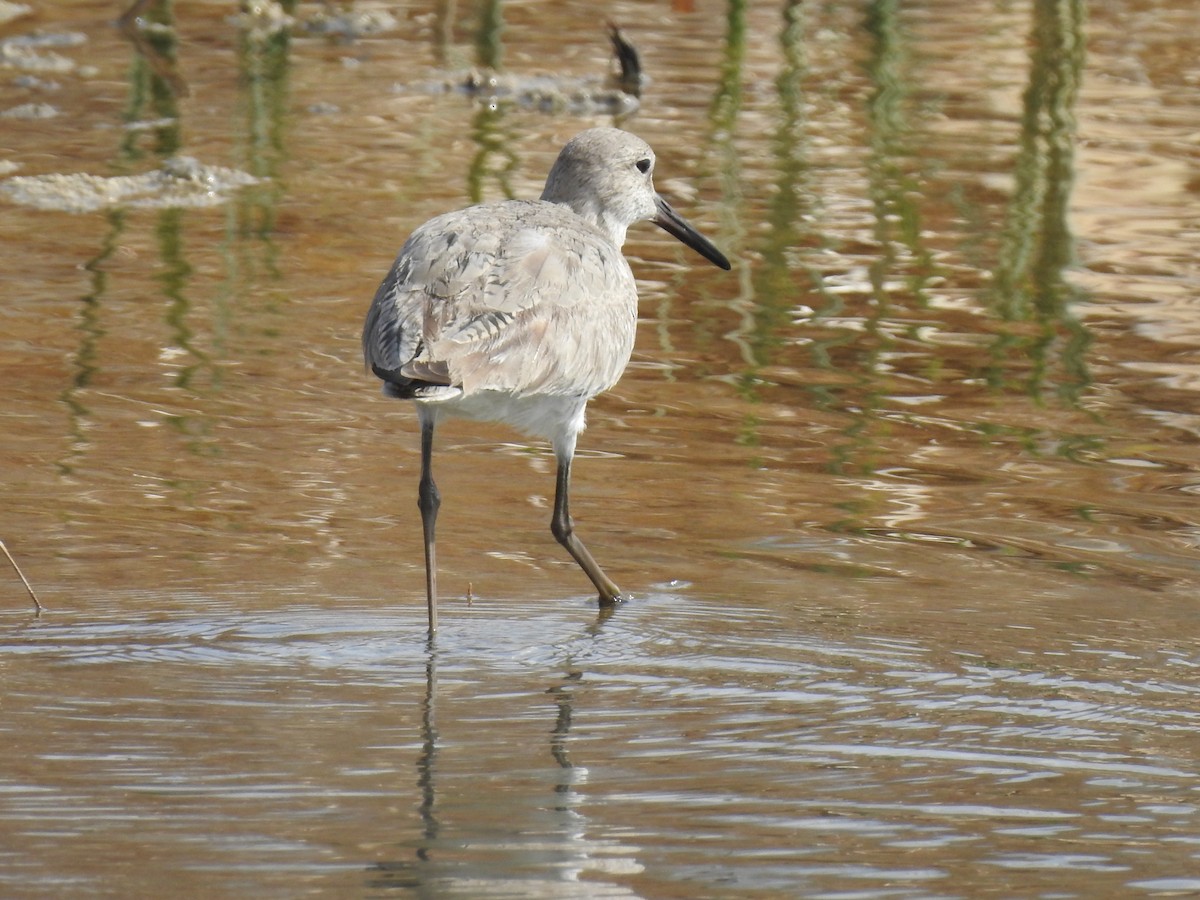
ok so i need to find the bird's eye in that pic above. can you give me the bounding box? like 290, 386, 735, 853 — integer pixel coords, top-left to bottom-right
635, 158, 651, 174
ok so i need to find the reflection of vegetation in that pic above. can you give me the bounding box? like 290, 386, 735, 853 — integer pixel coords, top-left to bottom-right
808, 0, 933, 477
117, 0, 186, 161
988, 0, 1089, 406
466, 0, 517, 202
56, 211, 124, 475
475, 0, 504, 72
706, 0, 746, 255
61, 0, 192, 472
157, 206, 204, 394
233, 0, 295, 262
648, 4, 746, 395
729, 2, 809, 456
709, 0, 745, 138
687, 0, 1096, 494
122, 1, 217, 452
467, 104, 518, 203
703, 0, 749, 384
747, 1, 808, 379
222, 0, 296, 402
863, 0, 934, 307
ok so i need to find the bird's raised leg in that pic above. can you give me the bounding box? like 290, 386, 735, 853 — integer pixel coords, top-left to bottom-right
417, 408, 440, 633
550, 447, 624, 606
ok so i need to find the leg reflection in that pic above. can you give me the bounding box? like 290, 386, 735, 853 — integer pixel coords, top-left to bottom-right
549, 671, 584, 810
364, 640, 440, 891
417, 640, 439, 860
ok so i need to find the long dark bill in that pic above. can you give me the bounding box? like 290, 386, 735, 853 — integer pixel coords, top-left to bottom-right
653, 195, 732, 271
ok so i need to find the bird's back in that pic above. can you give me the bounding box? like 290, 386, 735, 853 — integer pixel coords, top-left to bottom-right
363, 199, 640, 407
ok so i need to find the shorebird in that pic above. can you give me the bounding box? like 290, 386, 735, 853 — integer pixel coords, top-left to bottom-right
362, 127, 730, 632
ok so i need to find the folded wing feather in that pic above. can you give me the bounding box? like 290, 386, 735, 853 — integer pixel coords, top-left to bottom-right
364, 200, 638, 400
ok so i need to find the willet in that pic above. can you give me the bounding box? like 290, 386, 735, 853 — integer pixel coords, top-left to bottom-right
362, 127, 730, 632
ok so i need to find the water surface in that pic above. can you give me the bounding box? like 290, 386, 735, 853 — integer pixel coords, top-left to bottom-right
2, 0, 1199, 896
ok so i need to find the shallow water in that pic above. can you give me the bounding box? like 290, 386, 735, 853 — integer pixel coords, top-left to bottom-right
2, 0, 1199, 897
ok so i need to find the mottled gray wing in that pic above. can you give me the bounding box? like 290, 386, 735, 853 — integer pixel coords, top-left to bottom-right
364, 200, 639, 400
361, 246, 432, 380
362, 202, 538, 381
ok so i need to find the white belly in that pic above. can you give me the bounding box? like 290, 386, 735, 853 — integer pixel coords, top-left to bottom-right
417, 390, 590, 447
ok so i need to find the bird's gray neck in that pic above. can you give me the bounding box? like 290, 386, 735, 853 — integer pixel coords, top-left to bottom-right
541, 190, 628, 248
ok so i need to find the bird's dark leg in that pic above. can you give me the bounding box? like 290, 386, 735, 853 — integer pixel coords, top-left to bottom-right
417, 409, 440, 633
550, 450, 624, 606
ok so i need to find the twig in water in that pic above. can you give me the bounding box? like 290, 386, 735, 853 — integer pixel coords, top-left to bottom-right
1, 540, 44, 614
